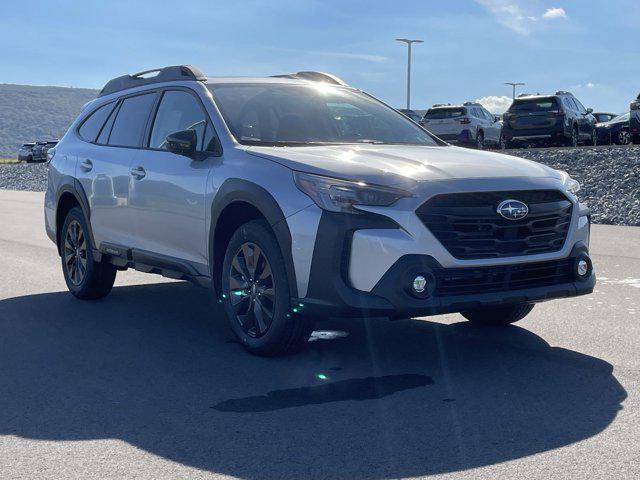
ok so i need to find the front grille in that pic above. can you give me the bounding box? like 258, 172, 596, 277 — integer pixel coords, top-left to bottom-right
416, 190, 573, 260
434, 258, 575, 296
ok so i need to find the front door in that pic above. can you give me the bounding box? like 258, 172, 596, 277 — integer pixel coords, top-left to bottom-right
128, 89, 219, 271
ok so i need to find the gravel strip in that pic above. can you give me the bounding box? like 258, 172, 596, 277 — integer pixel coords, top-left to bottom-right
1, 146, 638, 226
514, 145, 640, 226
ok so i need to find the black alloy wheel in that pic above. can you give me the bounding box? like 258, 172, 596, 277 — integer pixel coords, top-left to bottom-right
228, 242, 276, 338
63, 219, 88, 286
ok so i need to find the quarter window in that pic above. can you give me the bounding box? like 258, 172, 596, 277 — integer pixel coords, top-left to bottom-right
78, 102, 115, 142
108, 93, 157, 147
149, 90, 209, 151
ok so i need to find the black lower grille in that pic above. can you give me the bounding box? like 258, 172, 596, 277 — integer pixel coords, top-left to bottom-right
416, 190, 573, 260
434, 258, 575, 296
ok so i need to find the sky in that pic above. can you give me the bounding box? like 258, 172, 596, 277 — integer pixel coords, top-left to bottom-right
1, 0, 639, 113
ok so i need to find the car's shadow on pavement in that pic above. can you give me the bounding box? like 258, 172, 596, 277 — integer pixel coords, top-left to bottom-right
0, 281, 626, 479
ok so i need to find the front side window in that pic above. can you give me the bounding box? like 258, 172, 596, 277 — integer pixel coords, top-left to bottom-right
108, 93, 157, 147
78, 102, 115, 142
149, 90, 209, 150
208, 83, 439, 146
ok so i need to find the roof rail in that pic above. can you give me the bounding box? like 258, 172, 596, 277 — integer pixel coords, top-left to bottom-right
555, 90, 572, 96
463, 101, 481, 106
98, 65, 207, 97
431, 103, 452, 107
271, 71, 349, 86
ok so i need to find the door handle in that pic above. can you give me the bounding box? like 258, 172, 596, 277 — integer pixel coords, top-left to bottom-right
80, 159, 93, 172
129, 166, 146, 180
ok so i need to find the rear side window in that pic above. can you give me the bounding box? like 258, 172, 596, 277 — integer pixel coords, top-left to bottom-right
509, 97, 559, 112
424, 108, 465, 119
149, 90, 208, 150
78, 102, 115, 142
108, 93, 156, 147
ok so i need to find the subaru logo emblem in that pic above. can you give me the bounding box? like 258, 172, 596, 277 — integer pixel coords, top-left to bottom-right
497, 199, 529, 220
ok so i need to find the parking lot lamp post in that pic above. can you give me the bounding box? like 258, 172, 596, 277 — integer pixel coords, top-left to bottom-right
396, 38, 423, 110
505, 82, 525, 99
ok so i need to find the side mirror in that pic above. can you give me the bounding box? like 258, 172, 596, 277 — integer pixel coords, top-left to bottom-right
165, 130, 197, 157
586, 108, 593, 114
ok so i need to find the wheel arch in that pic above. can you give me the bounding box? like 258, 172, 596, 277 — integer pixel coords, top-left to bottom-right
209, 179, 298, 299
55, 180, 94, 256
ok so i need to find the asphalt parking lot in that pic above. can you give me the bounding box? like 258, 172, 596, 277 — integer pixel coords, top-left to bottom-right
1, 189, 639, 480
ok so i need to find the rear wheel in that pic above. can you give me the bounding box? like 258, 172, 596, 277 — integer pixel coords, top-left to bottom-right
498, 134, 507, 150
589, 128, 597, 146
61, 207, 116, 299
221, 219, 314, 356
566, 126, 578, 147
461, 303, 534, 326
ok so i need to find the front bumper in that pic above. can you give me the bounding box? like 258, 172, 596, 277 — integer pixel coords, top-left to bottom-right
297, 233, 594, 319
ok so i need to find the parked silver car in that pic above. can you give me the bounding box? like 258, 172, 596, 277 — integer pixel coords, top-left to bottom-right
45, 65, 594, 356
420, 102, 504, 149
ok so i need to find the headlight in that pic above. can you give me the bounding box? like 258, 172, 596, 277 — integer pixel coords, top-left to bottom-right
293, 171, 411, 213
557, 170, 581, 195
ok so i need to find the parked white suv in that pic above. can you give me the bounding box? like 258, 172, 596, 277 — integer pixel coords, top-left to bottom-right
421, 102, 504, 149
45, 65, 594, 356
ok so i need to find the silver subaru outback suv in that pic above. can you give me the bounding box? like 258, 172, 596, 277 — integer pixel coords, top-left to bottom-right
45, 65, 594, 356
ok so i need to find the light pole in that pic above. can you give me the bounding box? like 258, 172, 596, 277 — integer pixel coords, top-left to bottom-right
396, 38, 423, 110
505, 82, 525, 99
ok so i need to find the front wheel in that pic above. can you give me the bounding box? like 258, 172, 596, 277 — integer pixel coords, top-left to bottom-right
61, 207, 116, 299
476, 131, 485, 150
221, 219, 314, 356
617, 129, 631, 145
461, 303, 534, 326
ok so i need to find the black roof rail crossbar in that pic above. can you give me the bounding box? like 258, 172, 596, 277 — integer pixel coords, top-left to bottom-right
98, 65, 207, 97
271, 71, 349, 86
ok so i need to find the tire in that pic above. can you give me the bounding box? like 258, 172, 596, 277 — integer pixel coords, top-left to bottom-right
60, 207, 116, 299
498, 134, 507, 150
221, 219, 314, 356
476, 131, 485, 150
617, 129, 631, 145
461, 303, 534, 326
566, 126, 578, 147
589, 129, 597, 146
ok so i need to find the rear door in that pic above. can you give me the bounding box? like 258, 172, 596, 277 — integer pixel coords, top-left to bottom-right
76, 92, 158, 250
128, 88, 219, 270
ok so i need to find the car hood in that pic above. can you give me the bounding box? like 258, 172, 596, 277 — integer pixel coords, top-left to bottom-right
246, 144, 560, 186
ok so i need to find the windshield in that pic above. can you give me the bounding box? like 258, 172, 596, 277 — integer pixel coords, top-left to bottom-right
424, 107, 465, 119
208, 83, 439, 146
509, 97, 559, 113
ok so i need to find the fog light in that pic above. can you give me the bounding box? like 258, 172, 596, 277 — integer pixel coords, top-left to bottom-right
577, 260, 589, 277
413, 275, 428, 293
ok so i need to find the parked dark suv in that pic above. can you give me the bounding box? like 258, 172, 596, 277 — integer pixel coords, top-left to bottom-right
32, 140, 58, 162
502, 92, 597, 147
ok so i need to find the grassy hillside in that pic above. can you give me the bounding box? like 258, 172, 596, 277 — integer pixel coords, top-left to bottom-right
0, 84, 98, 157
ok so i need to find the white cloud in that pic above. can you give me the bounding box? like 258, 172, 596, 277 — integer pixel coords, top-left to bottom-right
475, 0, 533, 35
542, 7, 567, 19
476, 95, 514, 114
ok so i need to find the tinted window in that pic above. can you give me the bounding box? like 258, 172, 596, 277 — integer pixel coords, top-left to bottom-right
573, 98, 587, 114
108, 93, 156, 147
424, 108, 465, 119
563, 97, 577, 111
509, 97, 559, 112
78, 102, 115, 142
209, 83, 438, 146
97, 105, 118, 144
149, 90, 207, 150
